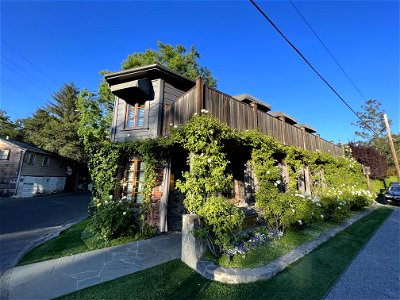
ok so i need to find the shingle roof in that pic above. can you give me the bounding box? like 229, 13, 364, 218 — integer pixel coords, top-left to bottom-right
0, 138, 53, 155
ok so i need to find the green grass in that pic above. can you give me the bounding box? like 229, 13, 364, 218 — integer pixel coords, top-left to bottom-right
58, 206, 393, 300
18, 220, 141, 266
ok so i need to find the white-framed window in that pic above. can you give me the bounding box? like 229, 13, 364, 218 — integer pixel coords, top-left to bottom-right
27, 153, 36, 165
42, 156, 50, 167
124, 159, 145, 204
0, 149, 10, 160
125, 102, 145, 128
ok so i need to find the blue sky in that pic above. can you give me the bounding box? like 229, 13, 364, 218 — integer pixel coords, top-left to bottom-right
1, 1, 399, 144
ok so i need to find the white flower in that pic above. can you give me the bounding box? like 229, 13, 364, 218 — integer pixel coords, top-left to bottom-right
104, 200, 108, 204
321, 214, 324, 219
121, 196, 127, 200
109, 195, 113, 200
266, 171, 270, 175
298, 220, 303, 225
292, 209, 295, 213
193, 112, 198, 116
207, 158, 212, 163
276, 180, 281, 184
174, 125, 178, 128
97, 203, 101, 207
204, 110, 209, 114
201, 109, 206, 113
123, 212, 127, 216
169, 123, 173, 126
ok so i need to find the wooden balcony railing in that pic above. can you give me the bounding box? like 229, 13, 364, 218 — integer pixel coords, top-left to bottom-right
162, 78, 344, 157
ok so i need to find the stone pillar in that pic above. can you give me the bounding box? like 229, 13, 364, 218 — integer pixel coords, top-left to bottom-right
298, 167, 306, 193
181, 214, 207, 270
304, 166, 311, 195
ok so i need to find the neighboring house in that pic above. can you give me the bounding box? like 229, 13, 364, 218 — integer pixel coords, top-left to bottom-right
104, 63, 344, 232
0, 137, 67, 198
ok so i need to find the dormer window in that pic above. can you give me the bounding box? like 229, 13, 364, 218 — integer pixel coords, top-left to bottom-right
126, 102, 145, 128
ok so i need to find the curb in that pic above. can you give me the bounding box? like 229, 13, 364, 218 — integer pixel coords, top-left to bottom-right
195, 206, 377, 284
0, 215, 87, 300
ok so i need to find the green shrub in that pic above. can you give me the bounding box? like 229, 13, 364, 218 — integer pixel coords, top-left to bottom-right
88, 196, 136, 242
319, 195, 351, 221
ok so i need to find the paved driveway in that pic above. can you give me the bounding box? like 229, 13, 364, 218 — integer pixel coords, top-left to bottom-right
0, 192, 91, 274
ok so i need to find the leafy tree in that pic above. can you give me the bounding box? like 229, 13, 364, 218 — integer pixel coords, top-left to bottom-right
122, 41, 217, 87
349, 142, 388, 179
0, 110, 23, 139
352, 99, 390, 144
22, 83, 84, 161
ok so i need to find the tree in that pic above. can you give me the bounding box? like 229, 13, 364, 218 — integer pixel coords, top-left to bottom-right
0, 110, 23, 139
352, 99, 390, 144
122, 41, 217, 87
349, 142, 388, 179
22, 83, 84, 162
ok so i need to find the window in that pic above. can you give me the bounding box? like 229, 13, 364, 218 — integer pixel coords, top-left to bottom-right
124, 159, 145, 204
27, 153, 36, 165
0, 149, 10, 160
125, 103, 145, 128
42, 156, 50, 167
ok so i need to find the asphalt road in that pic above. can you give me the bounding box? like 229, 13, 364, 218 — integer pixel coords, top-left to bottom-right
0, 192, 91, 274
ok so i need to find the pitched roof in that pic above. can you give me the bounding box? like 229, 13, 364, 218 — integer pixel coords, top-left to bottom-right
105, 63, 196, 91
233, 93, 272, 111
0, 138, 53, 155
268, 112, 297, 124
295, 123, 317, 134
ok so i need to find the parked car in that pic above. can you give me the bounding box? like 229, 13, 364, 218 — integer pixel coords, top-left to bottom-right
384, 182, 400, 205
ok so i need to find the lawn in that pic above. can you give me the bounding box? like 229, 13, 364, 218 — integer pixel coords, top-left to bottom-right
18, 219, 142, 266
58, 206, 393, 300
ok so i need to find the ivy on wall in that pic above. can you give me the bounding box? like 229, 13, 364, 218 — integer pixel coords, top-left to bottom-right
84, 114, 372, 248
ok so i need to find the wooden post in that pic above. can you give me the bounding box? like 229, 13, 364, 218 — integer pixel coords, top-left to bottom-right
195, 77, 204, 114
362, 166, 372, 192
278, 116, 286, 145
300, 127, 306, 151
316, 134, 321, 151
383, 114, 400, 181
252, 102, 258, 129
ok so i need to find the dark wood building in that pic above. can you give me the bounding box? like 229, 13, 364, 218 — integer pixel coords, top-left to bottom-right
105, 64, 344, 232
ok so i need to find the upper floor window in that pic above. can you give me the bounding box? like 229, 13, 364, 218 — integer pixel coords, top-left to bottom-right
124, 159, 144, 204
0, 149, 10, 160
125, 103, 145, 128
42, 156, 50, 167
27, 153, 36, 165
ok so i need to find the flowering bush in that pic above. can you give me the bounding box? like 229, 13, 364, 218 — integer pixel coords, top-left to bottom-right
88, 196, 135, 242
225, 230, 270, 259
319, 195, 351, 221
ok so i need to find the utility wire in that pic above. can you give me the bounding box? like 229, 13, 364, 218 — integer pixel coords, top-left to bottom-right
249, 0, 378, 135
2, 55, 55, 94
289, 1, 367, 102
2, 39, 61, 89
1, 77, 43, 100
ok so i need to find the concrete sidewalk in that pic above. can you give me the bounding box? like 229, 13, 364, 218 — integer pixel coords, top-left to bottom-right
325, 207, 400, 300
2, 233, 181, 299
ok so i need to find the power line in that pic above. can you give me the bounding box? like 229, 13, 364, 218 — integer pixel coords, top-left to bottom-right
249, 0, 377, 136
1, 77, 43, 100
2, 55, 55, 94
1, 39, 61, 89
289, 1, 367, 102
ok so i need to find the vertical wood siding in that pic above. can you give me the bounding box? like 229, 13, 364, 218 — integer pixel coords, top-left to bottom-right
163, 85, 344, 156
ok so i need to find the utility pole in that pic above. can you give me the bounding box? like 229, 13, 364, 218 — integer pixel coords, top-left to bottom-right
383, 114, 400, 181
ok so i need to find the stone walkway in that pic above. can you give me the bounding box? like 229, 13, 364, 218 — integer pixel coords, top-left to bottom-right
2, 233, 181, 299
195, 207, 376, 283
